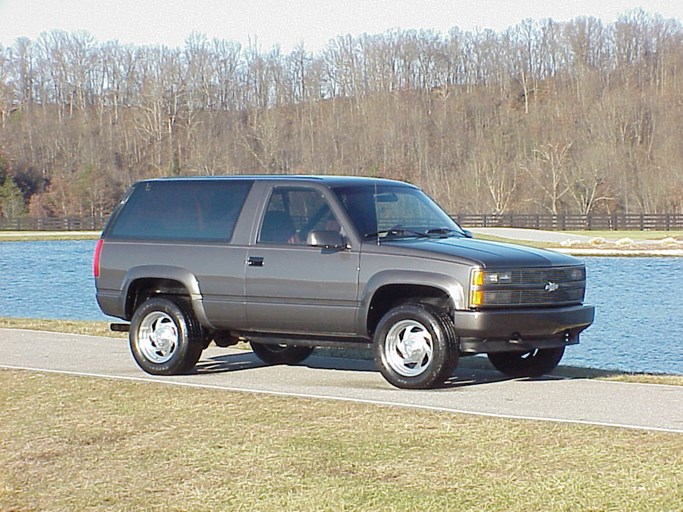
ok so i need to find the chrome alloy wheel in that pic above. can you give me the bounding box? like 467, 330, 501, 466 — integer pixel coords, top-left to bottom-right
384, 319, 434, 377
137, 311, 179, 364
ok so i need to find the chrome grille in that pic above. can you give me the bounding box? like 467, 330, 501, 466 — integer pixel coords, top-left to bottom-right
505, 267, 586, 285
478, 266, 586, 308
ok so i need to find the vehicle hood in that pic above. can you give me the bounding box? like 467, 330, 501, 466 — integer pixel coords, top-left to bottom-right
376, 236, 582, 268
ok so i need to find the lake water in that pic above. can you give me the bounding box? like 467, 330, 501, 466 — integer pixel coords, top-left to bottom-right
1, 240, 681, 375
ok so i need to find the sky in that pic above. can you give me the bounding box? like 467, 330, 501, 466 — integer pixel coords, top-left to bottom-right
0, 0, 681, 53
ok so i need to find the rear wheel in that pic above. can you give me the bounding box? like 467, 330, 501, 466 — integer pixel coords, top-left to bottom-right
373, 303, 458, 389
250, 342, 314, 365
129, 297, 204, 375
487, 347, 565, 378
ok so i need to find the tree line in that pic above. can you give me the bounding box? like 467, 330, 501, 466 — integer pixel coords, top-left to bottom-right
0, 9, 681, 218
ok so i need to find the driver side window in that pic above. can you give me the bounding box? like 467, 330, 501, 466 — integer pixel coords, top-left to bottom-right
258, 187, 341, 245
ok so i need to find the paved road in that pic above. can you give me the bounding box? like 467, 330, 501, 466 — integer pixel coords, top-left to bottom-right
1, 328, 682, 433
470, 227, 603, 243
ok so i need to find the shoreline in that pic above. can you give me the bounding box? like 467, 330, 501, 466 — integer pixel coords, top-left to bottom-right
1, 229, 682, 257
470, 227, 683, 257
554, 247, 683, 257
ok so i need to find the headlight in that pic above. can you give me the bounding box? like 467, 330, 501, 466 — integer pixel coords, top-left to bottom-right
569, 267, 585, 281
471, 269, 512, 285
470, 269, 513, 307
484, 272, 511, 284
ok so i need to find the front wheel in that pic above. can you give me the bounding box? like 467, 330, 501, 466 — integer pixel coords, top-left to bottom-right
129, 297, 204, 375
250, 342, 314, 365
487, 347, 565, 378
373, 303, 458, 389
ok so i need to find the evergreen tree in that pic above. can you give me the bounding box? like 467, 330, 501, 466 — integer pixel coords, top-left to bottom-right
0, 177, 27, 218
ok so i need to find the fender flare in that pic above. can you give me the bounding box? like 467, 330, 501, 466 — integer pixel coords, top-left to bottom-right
358, 270, 466, 333
120, 265, 211, 327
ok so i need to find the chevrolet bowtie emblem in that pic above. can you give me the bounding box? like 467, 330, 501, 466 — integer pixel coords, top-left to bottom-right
545, 281, 560, 292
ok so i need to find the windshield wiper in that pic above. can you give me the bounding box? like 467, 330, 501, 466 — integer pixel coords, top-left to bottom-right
426, 227, 455, 234
426, 227, 467, 237
364, 228, 429, 239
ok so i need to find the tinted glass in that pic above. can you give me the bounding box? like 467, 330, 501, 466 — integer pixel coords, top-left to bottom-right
332, 184, 460, 238
109, 180, 252, 241
259, 187, 340, 245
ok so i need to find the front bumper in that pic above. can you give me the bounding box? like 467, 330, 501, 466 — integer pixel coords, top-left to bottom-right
453, 304, 595, 354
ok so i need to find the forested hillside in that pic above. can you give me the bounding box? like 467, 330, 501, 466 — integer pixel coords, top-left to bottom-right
0, 10, 681, 218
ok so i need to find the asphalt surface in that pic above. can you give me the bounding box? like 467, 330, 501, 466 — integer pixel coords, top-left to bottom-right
469, 228, 683, 256
1, 328, 682, 434
470, 227, 603, 243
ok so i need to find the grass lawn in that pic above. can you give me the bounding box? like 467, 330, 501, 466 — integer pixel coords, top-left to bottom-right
0, 231, 100, 241
1, 319, 681, 510
0, 317, 124, 338
0, 369, 681, 512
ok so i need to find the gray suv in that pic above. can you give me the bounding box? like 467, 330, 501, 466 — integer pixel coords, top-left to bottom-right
94, 176, 594, 389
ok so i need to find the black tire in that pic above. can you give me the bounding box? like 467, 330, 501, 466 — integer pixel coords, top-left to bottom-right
129, 297, 204, 375
250, 342, 315, 365
487, 347, 565, 378
373, 303, 459, 389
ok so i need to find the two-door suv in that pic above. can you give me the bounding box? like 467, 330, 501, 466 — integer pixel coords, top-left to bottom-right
94, 176, 594, 389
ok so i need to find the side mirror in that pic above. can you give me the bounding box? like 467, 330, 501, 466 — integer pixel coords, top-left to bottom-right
306, 230, 347, 249
462, 229, 473, 238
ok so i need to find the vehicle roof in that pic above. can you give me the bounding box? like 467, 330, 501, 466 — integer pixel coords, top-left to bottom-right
138, 175, 415, 188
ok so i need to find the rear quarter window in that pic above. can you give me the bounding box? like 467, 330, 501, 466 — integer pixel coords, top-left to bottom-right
108, 180, 252, 242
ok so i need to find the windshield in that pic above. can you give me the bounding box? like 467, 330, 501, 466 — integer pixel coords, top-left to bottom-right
332, 184, 465, 240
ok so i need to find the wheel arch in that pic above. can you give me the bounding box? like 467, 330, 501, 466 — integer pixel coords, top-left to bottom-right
361, 270, 466, 337
120, 266, 211, 327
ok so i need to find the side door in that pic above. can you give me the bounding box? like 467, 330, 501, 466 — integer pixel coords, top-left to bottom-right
245, 185, 360, 335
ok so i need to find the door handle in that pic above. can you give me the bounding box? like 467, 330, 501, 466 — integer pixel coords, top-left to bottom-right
247, 256, 264, 267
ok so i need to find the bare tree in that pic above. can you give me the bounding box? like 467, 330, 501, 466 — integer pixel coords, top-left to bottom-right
523, 143, 573, 214
1, 12, 682, 216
